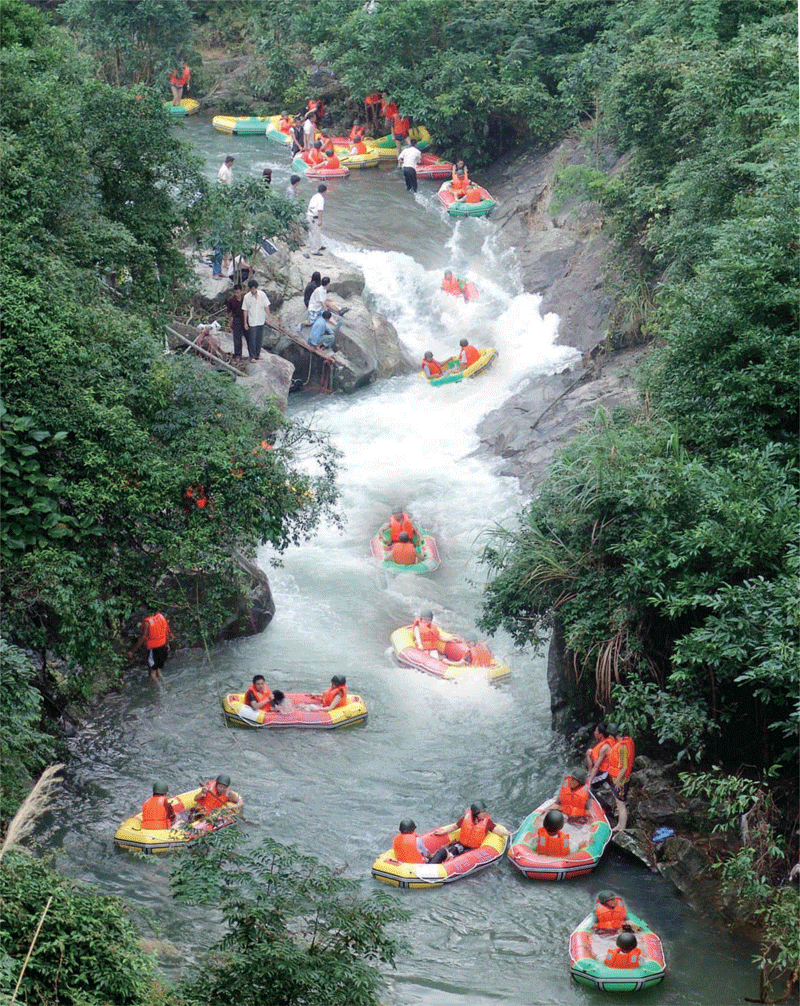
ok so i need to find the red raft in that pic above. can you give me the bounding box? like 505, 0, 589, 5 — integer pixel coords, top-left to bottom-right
415, 152, 453, 180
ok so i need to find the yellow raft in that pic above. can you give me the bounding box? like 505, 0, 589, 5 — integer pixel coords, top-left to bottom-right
372, 823, 509, 889
212, 115, 271, 135
223, 691, 368, 729
390, 624, 511, 684
165, 98, 199, 117
113, 787, 241, 853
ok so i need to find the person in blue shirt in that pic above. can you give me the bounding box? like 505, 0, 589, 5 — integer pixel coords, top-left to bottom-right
308, 310, 337, 349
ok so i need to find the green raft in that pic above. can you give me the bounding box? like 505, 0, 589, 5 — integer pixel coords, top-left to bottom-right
370, 524, 440, 574
569, 910, 667, 992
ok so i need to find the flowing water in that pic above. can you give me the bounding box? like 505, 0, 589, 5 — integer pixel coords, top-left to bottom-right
50, 117, 757, 1005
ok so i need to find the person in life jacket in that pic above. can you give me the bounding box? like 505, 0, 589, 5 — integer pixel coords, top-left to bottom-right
604, 932, 641, 969
391, 113, 411, 155
557, 768, 590, 819
192, 773, 243, 817
413, 609, 444, 654
307, 98, 324, 125
463, 185, 483, 204
457, 338, 480, 371
128, 611, 173, 681
381, 99, 398, 125
429, 800, 509, 862
349, 139, 368, 155
306, 675, 347, 711
605, 721, 635, 835
536, 808, 570, 857
321, 147, 340, 170
391, 531, 418, 565
169, 62, 191, 105
304, 140, 326, 166
392, 818, 430, 863
278, 110, 294, 133
593, 890, 628, 932
141, 781, 176, 830
442, 270, 465, 298
389, 509, 415, 542
244, 674, 272, 710
585, 722, 614, 787
450, 160, 470, 197
349, 120, 366, 143
421, 350, 443, 379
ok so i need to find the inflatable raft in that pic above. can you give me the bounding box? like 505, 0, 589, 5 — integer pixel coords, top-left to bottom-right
390, 624, 511, 684
113, 787, 240, 853
508, 794, 611, 880
426, 348, 497, 386
366, 125, 431, 160
222, 692, 367, 729
442, 276, 479, 301
291, 155, 350, 180
336, 148, 380, 170
213, 115, 271, 135
415, 152, 454, 180
437, 180, 496, 217
165, 98, 199, 117
370, 523, 440, 574
569, 910, 667, 992
372, 823, 509, 889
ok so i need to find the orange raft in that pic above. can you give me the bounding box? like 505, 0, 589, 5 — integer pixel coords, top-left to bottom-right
222, 692, 367, 729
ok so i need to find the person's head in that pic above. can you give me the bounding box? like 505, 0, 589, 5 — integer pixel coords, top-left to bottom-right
153, 780, 168, 796
233, 283, 243, 293
616, 932, 638, 952
252, 674, 266, 687
353, 118, 361, 126
543, 809, 564, 834
393, 509, 405, 519
398, 818, 416, 833
419, 608, 433, 623
290, 173, 301, 186
470, 800, 488, 819
597, 890, 617, 907
398, 531, 410, 542
569, 767, 588, 788
314, 140, 322, 148
271, 689, 285, 706
224, 155, 234, 165
459, 338, 468, 347
248, 279, 258, 289
456, 159, 466, 169
444, 270, 453, 279
594, 721, 609, 739
607, 721, 620, 737
215, 773, 231, 790
317, 183, 327, 194
408, 138, 416, 147
310, 271, 321, 284
281, 110, 289, 117
423, 350, 434, 360
321, 276, 331, 287
262, 168, 272, 182
322, 310, 332, 320
331, 675, 345, 687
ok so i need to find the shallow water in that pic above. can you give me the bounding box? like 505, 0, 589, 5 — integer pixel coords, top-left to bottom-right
50, 115, 758, 1005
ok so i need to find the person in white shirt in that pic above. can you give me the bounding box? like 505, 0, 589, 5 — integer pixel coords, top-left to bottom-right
302, 113, 316, 150
217, 155, 234, 185
398, 139, 422, 192
306, 276, 348, 329
306, 183, 326, 254
241, 279, 271, 363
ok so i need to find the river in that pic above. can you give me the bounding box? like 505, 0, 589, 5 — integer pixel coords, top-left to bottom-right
51, 116, 757, 1005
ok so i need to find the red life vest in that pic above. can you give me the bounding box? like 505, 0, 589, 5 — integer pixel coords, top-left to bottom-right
414, 618, 440, 650
170, 66, 190, 87
323, 154, 340, 169
141, 794, 175, 830
464, 186, 482, 203
306, 148, 325, 165
391, 540, 418, 565
604, 947, 641, 969
389, 513, 414, 542
393, 832, 424, 863
536, 827, 569, 857
381, 101, 398, 119
351, 141, 367, 154
244, 683, 272, 708
195, 781, 228, 812
458, 809, 490, 849
442, 274, 463, 296
421, 357, 443, 378
349, 124, 366, 142
468, 642, 492, 667
143, 613, 168, 649
392, 115, 410, 137
588, 738, 611, 774
451, 167, 470, 194
279, 116, 294, 133
595, 897, 627, 929
558, 778, 589, 816
460, 344, 480, 367
321, 684, 347, 708
443, 639, 469, 662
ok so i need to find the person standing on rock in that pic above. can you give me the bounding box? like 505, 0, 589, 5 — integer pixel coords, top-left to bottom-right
128, 611, 173, 682
306, 183, 326, 255
226, 283, 250, 361
242, 278, 271, 364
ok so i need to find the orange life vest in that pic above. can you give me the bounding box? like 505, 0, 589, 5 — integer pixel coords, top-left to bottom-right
451, 167, 470, 194
558, 778, 590, 817
323, 154, 340, 169
468, 642, 492, 667
604, 947, 641, 969
421, 357, 443, 378
305, 148, 325, 165
608, 737, 634, 784
536, 827, 570, 857
392, 115, 410, 137
279, 116, 294, 133
389, 513, 415, 542
414, 618, 440, 650
595, 897, 627, 929
170, 66, 190, 87
442, 274, 463, 296
143, 613, 168, 649
443, 639, 469, 662
393, 832, 424, 863
195, 781, 227, 812
392, 540, 417, 565
349, 124, 366, 142
458, 809, 490, 849
381, 101, 398, 119
460, 344, 480, 367
308, 99, 324, 120
351, 141, 367, 154
589, 738, 611, 774
141, 794, 174, 830
464, 186, 483, 203
321, 684, 347, 707
245, 683, 272, 708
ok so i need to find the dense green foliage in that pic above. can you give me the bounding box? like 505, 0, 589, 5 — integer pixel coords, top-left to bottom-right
171, 830, 408, 1006
0, 10, 339, 685
0, 851, 161, 1005
0, 642, 51, 821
